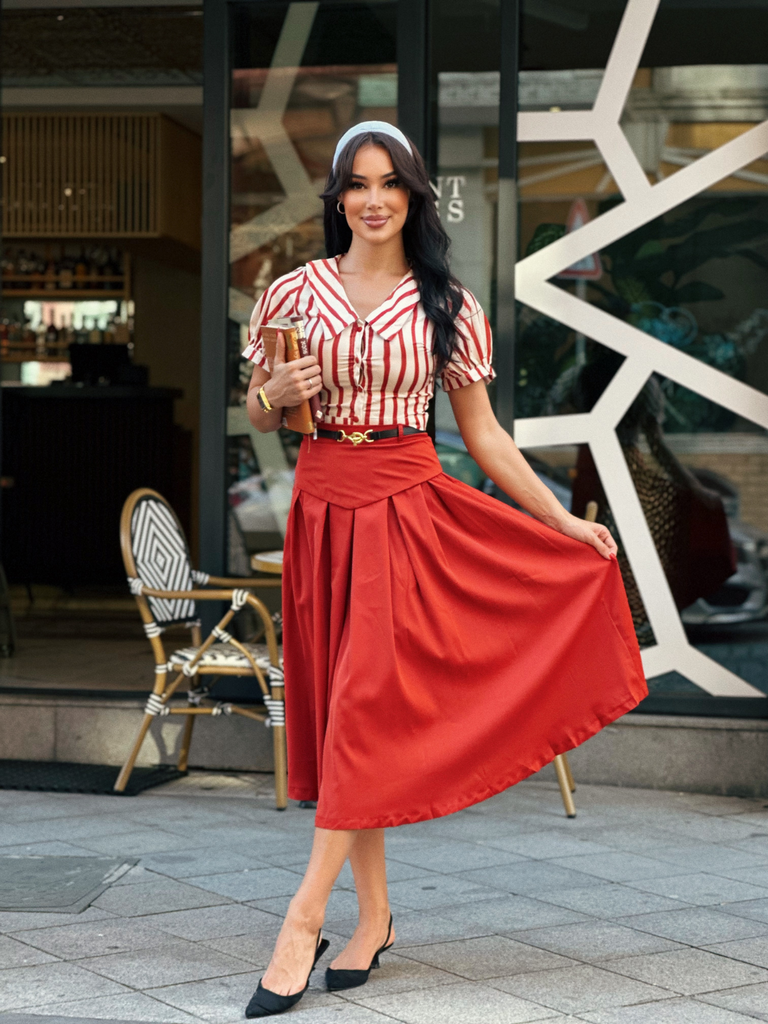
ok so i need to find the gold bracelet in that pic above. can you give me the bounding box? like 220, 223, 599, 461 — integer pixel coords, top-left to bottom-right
257, 386, 273, 413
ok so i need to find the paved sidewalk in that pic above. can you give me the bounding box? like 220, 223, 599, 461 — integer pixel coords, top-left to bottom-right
2, 774, 768, 1024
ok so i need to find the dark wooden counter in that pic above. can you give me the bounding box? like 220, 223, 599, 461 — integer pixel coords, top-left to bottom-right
1, 385, 191, 587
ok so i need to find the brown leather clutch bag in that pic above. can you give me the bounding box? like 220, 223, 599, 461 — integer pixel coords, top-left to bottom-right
261, 317, 321, 434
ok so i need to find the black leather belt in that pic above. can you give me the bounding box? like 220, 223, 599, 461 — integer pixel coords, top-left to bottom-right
316, 426, 425, 445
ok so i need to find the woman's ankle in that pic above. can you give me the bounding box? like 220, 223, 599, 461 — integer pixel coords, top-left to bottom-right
355, 905, 391, 934
285, 896, 325, 934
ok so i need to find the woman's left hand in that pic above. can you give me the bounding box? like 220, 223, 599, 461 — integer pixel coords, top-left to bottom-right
556, 513, 618, 560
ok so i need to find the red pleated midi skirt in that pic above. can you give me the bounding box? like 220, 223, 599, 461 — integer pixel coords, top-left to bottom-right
283, 431, 647, 830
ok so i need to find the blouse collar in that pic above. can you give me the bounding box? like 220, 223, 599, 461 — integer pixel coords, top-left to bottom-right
303, 258, 422, 342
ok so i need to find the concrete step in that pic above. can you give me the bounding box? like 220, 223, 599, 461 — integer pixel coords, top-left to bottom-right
1, 692, 768, 797
0, 692, 274, 774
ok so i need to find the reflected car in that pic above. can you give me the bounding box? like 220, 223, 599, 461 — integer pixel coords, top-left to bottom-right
682, 468, 768, 626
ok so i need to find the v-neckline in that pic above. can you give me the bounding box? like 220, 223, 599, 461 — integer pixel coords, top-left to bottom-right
331, 254, 413, 324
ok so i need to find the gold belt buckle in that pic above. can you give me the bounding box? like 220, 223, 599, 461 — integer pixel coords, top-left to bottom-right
337, 429, 374, 445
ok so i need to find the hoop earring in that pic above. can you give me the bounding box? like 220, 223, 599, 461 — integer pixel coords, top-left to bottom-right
336, 200, 345, 215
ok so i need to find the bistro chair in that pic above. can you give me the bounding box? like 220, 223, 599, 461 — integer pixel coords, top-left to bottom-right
115, 488, 287, 808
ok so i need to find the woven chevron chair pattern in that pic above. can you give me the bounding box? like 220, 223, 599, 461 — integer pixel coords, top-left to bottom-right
131, 496, 197, 625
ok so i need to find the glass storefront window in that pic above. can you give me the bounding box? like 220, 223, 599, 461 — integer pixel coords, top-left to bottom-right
516, 0, 768, 712
226, 1, 397, 565
206, 0, 768, 712
433, 0, 500, 442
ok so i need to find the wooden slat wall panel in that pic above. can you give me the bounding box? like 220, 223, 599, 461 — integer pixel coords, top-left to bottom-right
1, 113, 160, 237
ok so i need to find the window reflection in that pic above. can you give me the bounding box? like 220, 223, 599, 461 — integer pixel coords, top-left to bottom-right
227, 1, 397, 566
518, 7, 768, 703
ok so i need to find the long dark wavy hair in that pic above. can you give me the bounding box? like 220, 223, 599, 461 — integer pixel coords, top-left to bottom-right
320, 131, 464, 373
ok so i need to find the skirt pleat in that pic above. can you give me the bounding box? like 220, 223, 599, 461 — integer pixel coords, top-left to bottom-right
282, 434, 647, 830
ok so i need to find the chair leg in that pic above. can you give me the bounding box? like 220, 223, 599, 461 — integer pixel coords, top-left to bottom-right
562, 752, 576, 793
115, 665, 168, 793
177, 713, 196, 773
272, 722, 288, 811
554, 754, 576, 818
114, 714, 154, 792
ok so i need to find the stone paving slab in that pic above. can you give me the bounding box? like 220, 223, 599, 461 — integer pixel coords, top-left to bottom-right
592, 945, 768, 994
4, 997, 202, 1023
395, 934, 577, 979
579, 997, 762, 1022
79, 940, 256, 989
624, 906, 768, 945
8, 917, 169, 959
5, 775, 768, 1023
92, 879, 233, 918
531, 882, 682, 919
0, 961, 131, 1013
625, 871, 768, 906
0, 933, 59, 969
139, 904, 280, 944
1, 1015, 198, 1024
704, 934, 768, 968
699, 980, 768, 1020
352, 978, 559, 1024
509, 919, 684, 962
440, 893, 591, 933
490, 962, 669, 1015
721, 897, 768, 925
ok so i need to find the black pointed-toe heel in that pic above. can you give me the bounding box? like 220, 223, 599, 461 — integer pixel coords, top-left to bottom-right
325, 914, 394, 992
245, 932, 329, 1018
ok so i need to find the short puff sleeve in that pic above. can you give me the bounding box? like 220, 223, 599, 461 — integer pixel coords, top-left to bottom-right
439, 290, 496, 391
241, 288, 272, 371
241, 269, 303, 370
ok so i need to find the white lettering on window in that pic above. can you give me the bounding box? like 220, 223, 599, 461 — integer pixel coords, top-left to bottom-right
447, 198, 464, 223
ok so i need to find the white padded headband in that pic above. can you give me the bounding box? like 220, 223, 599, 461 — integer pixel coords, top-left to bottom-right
332, 121, 413, 171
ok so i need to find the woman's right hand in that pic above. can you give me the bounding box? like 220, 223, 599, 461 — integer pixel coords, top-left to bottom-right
263, 332, 323, 408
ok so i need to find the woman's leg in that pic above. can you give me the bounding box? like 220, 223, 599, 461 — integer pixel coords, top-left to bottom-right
330, 828, 395, 969
261, 826, 355, 995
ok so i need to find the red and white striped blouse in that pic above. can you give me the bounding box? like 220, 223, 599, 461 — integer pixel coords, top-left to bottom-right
242, 256, 495, 431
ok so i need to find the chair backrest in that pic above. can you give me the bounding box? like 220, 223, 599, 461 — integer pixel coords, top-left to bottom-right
121, 489, 196, 625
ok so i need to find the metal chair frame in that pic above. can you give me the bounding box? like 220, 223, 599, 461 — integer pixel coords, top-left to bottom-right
115, 488, 287, 808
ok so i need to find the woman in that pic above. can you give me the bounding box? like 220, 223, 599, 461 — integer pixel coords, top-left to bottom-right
243, 121, 646, 1018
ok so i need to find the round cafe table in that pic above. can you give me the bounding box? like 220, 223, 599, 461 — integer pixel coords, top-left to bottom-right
250, 550, 284, 575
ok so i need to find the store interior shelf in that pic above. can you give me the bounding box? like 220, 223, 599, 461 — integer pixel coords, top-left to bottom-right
2, 289, 128, 299
2, 353, 71, 364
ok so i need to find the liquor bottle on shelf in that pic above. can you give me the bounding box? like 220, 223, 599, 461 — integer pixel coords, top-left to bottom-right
0, 320, 8, 359
45, 317, 59, 353
35, 322, 47, 359
59, 249, 75, 291
113, 319, 131, 345
102, 247, 114, 290
1, 249, 16, 283
83, 317, 100, 345
89, 247, 100, 289
62, 322, 75, 355
74, 247, 88, 290
15, 250, 30, 289
44, 247, 58, 291
37, 249, 48, 284
22, 322, 36, 358
101, 247, 114, 290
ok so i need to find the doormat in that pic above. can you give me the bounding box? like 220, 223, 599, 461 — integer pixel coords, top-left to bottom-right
0, 855, 137, 913
0, 760, 185, 796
